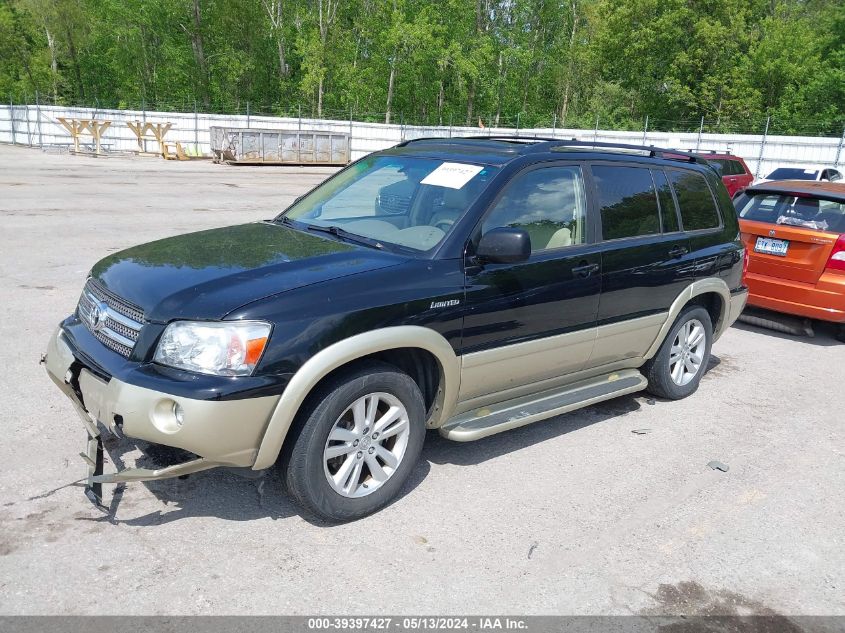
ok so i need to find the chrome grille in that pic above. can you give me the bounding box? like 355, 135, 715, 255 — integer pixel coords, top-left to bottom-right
77, 278, 146, 358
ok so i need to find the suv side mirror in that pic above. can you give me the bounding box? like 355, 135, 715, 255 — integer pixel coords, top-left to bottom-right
476, 227, 531, 264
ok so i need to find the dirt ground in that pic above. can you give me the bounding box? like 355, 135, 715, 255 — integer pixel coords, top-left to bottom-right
0, 145, 842, 617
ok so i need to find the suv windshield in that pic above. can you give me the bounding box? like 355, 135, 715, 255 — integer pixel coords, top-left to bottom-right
736, 193, 845, 232
765, 168, 820, 180
279, 156, 498, 252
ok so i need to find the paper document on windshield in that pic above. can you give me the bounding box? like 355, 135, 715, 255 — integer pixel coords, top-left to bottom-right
421, 162, 484, 189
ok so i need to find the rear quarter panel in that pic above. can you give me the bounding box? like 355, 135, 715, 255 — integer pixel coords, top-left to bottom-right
693, 170, 744, 291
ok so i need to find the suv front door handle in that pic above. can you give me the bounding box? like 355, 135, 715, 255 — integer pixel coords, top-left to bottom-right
668, 245, 689, 259
572, 262, 600, 278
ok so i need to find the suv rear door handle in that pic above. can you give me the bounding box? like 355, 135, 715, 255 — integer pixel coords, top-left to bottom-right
572, 262, 600, 278
668, 246, 688, 259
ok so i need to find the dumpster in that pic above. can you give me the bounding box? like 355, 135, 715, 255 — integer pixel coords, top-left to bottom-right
210, 127, 350, 165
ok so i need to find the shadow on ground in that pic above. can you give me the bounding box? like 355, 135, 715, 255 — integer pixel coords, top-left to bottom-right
76, 387, 651, 527
731, 312, 842, 348
73, 353, 747, 527
423, 392, 642, 467
75, 430, 435, 528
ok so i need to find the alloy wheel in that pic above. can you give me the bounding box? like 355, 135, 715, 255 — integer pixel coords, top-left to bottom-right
669, 318, 706, 386
322, 392, 411, 498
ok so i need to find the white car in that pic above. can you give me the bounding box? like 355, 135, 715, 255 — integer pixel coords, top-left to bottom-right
756, 165, 843, 184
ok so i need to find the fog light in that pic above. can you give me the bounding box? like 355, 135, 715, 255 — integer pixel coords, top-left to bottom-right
173, 402, 184, 426
152, 399, 184, 434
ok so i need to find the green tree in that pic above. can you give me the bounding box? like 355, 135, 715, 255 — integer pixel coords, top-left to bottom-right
0, 0, 842, 133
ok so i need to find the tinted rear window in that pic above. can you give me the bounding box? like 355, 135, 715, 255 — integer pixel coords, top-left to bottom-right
737, 194, 845, 232
765, 168, 819, 180
668, 170, 721, 231
592, 166, 660, 240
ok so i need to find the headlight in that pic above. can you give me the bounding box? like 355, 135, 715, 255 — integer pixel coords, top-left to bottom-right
154, 321, 271, 376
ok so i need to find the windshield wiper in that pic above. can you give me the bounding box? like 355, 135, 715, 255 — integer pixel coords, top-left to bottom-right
304, 223, 383, 249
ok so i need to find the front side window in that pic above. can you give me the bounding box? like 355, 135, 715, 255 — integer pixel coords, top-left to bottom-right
482, 166, 587, 253
668, 170, 721, 231
592, 165, 660, 240
707, 159, 725, 175
731, 160, 749, 176
721, 160, 745, 176
281, 156, 499, 252
708, 159, 736, 175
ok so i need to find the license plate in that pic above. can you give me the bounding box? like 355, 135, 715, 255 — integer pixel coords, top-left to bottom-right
754, 237, 789, 256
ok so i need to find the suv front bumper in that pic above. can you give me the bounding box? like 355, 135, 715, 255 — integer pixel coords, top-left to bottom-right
44, 326, 280, 501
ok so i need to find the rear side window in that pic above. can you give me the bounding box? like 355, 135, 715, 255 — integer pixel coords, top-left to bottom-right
668, 170, 721, 231
711, 159, 746, 176
592, 166, 660, 240
653, 169, 679, 233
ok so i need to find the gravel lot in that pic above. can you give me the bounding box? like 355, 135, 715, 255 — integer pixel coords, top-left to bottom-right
0, 144, 843, 617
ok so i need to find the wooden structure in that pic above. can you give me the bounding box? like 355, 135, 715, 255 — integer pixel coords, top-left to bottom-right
126, 121, 173, 155
57, 118, 112, 154
161, 141, 189, 160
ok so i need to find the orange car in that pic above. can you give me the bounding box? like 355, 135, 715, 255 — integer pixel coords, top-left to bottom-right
733, 181, 845, 341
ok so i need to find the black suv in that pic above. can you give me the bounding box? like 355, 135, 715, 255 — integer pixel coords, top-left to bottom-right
44, 138, 748, 521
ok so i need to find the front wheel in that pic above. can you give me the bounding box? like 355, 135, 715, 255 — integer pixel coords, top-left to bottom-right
282, 362, 426, 522
644, 305, 713, 400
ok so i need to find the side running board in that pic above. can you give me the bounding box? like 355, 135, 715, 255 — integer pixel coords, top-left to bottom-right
439, 369, 648, 441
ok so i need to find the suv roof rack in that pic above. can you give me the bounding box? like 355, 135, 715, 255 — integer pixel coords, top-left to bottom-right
398, 136, 711, 165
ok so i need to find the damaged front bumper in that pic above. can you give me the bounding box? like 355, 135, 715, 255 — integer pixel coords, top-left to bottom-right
78, 433, 224, 507
44, 326, 280, 506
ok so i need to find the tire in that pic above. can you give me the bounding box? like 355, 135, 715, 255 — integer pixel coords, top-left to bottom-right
837, 324, 845, 343
281, 361, 426, 522
644, 305, 713, 400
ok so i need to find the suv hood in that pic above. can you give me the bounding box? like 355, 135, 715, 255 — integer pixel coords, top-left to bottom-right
90, 222, 407, 322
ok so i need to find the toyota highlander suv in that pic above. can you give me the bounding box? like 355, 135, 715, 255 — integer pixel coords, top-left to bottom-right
44, 138, 748, 521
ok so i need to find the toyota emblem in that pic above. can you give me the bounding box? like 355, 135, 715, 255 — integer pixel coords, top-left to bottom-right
89, 301, 109, 332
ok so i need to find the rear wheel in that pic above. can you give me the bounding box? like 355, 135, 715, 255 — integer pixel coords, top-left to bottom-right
644, 305, 713, 400
282, 362, 425, 522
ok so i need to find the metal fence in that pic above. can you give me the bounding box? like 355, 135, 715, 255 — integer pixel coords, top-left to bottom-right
1, 102, 844, 178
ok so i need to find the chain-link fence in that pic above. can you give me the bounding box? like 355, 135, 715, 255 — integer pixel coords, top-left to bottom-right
2, 95, 844, 179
